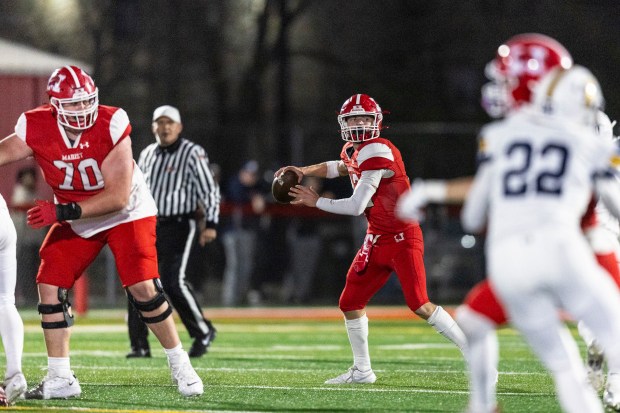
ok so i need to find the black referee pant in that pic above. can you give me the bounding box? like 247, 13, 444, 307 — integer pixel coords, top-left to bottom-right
127, 216, 211, 350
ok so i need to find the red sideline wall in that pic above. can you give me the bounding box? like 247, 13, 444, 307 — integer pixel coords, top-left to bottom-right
0, 75, 54, 202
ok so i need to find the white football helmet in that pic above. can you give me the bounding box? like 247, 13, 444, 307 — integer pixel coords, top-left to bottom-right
532, 65, 604, 127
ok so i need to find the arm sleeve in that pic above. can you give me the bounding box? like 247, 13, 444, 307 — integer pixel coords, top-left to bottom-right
192, 146, 221, 227
315, 169, 384, 216
461, 162, 492, 234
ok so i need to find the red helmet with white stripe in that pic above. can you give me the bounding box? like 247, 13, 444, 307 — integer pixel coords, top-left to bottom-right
338, 94, 384, 142
47, 65, 99, 130
481, 33, 573, 118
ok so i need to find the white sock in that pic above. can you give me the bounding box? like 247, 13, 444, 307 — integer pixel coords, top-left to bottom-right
164, 343, 187, 368
0, 299, 24, 379
48, 357, 72, 378
554, 367, 601, 413
456, 306, 498, 413
345, 315, 371, 371
427, 306, 467, 352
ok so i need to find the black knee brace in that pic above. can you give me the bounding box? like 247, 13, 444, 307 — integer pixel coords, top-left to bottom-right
126, 279, 173, 324
38, 287, 74, 329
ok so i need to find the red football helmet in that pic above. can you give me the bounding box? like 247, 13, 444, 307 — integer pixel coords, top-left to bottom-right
338, 94, 384, 142
47, 65, 99, 130
481, 33, 573, 118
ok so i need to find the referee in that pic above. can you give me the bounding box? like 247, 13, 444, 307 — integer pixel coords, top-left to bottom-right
126, 105, 220, 358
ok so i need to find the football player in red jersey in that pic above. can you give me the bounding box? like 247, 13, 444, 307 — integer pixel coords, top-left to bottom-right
397, 34, 620, 412
275, 94, 467, 384
0, 66, 203, 399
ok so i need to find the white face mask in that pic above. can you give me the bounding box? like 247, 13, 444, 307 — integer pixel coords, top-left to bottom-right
51, 90, 99, 130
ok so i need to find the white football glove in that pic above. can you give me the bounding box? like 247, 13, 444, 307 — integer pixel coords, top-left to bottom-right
396, 179, 429, 223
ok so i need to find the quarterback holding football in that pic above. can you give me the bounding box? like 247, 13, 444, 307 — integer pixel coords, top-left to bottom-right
274, 93, 468, 384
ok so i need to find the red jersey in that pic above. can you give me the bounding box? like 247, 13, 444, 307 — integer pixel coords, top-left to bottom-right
14, 104, 157, 238
16, 104, 130, 203
340, 137, 417, 235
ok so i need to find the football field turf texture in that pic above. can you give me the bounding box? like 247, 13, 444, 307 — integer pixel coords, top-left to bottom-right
3, 306, 574, 412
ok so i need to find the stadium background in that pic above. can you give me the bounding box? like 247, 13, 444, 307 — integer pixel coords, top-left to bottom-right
0, 0, 617, 309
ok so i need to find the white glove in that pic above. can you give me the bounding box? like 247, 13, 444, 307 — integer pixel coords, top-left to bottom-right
396, 179, 429, 222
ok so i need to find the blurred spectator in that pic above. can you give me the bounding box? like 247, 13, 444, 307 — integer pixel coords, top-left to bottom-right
280, 176, 328, 304
187, 163, 226, 299
10, 166, 44, 304
246, 167, 292, 306
220, 160, 267, 306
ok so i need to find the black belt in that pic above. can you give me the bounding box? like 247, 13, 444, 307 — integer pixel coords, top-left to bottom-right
157, 214, 193, 223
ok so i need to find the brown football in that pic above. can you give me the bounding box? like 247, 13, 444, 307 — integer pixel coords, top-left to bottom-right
272, 170, 299, 204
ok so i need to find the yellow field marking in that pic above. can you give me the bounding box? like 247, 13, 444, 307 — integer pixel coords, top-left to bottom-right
4, 407, 223, 413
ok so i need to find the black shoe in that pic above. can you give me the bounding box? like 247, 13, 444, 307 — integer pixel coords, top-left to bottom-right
189, 324, 217, 358
126, 348, 151, 358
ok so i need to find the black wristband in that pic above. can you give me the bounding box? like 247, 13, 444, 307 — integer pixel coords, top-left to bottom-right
56, 202, 82, 221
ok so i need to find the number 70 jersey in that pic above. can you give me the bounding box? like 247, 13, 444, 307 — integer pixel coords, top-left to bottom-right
14, 104, 157, 238
15, 104, 131, 204
469, 108, 619, 241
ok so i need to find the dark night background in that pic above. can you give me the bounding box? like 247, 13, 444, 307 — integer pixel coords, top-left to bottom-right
1, 0, 619, 306
2, 0, 619, 183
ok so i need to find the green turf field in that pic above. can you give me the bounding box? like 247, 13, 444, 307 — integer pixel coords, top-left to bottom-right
1, 308, 574, 412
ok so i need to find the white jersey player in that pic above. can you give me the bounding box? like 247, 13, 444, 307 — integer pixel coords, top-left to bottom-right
462, 65, 620, 413
0, 195, 27, 406
577, 113, 620, 395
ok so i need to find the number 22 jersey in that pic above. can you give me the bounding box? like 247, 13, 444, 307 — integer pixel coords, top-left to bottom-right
464, 108, 618, 244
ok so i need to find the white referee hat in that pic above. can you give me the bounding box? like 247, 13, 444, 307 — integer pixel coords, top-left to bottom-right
152, 105, 181, 123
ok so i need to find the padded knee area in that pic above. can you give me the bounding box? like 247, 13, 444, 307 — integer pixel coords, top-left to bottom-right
38, 287, 74, 329
126, 279, 173, 324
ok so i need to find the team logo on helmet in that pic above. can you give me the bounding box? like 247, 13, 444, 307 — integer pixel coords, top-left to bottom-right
481, 33, 573, 118
338, 94, 384, 142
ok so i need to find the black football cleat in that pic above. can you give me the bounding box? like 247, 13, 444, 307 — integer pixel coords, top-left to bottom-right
189, 323, 217, 358
126, 347, 151, 358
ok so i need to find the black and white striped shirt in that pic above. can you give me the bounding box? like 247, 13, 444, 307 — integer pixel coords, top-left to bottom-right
138, 137, 220, 227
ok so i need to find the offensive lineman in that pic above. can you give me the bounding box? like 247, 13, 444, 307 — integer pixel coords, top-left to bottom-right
0, 66, 202, 399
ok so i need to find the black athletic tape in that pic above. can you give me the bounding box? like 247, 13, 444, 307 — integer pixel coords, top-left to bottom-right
56, 202, 82, 221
